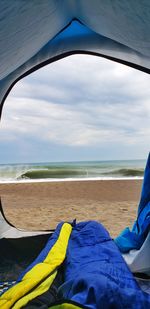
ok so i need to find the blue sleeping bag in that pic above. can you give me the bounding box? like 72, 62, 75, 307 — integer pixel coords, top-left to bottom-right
59, 221, 150, 308
4, 220, 150, 308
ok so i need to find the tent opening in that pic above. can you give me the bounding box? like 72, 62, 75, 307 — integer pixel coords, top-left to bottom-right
0, 54, 149, 237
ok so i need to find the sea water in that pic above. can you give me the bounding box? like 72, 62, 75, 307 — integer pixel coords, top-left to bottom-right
0, 160, 146, 183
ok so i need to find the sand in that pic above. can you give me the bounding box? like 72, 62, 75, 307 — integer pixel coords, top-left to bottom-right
0, 179, 142, 238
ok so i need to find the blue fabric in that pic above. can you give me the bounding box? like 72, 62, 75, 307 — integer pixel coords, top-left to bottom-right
12, 220, 150, 307
138, 153, 150, 216
114, 227, 145, 253
115, 153, 150, 253
59, 221, 150, 308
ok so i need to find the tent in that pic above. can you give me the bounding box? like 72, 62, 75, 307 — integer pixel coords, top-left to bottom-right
0, 1, 150, 118
0, 1, 150, 307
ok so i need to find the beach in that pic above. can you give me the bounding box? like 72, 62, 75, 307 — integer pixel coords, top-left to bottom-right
0, 179, 142, 238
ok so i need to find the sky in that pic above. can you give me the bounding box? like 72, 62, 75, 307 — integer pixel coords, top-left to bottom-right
0, 55, 150, 164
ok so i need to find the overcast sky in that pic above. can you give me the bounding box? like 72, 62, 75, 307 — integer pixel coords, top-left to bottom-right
0, 55, 150, 164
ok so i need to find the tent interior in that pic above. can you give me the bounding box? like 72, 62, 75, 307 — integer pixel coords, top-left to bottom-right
0, 0, 150, 306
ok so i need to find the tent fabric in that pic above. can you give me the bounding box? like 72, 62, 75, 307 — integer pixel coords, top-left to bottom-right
0, 0, 150, 117
115, 153, 150, 253
122, 232, 150, 274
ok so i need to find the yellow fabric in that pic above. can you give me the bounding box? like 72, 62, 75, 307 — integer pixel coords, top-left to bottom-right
49, 303, 82, 309
0, 223, 72, 309
13, 271, 57, 309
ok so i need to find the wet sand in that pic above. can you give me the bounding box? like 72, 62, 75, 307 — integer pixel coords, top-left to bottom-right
0, 179, 142, 238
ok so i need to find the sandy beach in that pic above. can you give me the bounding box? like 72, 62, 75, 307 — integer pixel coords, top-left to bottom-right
0, 179, 142, 238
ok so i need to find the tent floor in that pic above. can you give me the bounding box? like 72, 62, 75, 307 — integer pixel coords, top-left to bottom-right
0, 233, 50, 282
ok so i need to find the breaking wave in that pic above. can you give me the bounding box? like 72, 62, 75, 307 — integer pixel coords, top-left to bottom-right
19, 168, 86, 179
102, 168, 144, 177
0, 160, 145, 182
18, 167, 144, 180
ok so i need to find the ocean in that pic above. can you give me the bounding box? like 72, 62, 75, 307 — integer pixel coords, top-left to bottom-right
0, 159, 146, 183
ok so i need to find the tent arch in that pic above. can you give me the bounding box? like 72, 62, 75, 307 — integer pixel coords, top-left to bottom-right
0, 8, 150, 115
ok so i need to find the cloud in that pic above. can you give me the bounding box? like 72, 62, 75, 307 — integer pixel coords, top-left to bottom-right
1, 55, 150, 162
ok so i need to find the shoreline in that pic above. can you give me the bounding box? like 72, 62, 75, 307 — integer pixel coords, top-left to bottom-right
0, 179, 142, 237
0, 176, 144, 184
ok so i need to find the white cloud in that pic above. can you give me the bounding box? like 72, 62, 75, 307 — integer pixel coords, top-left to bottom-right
1, 55, 150, 161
